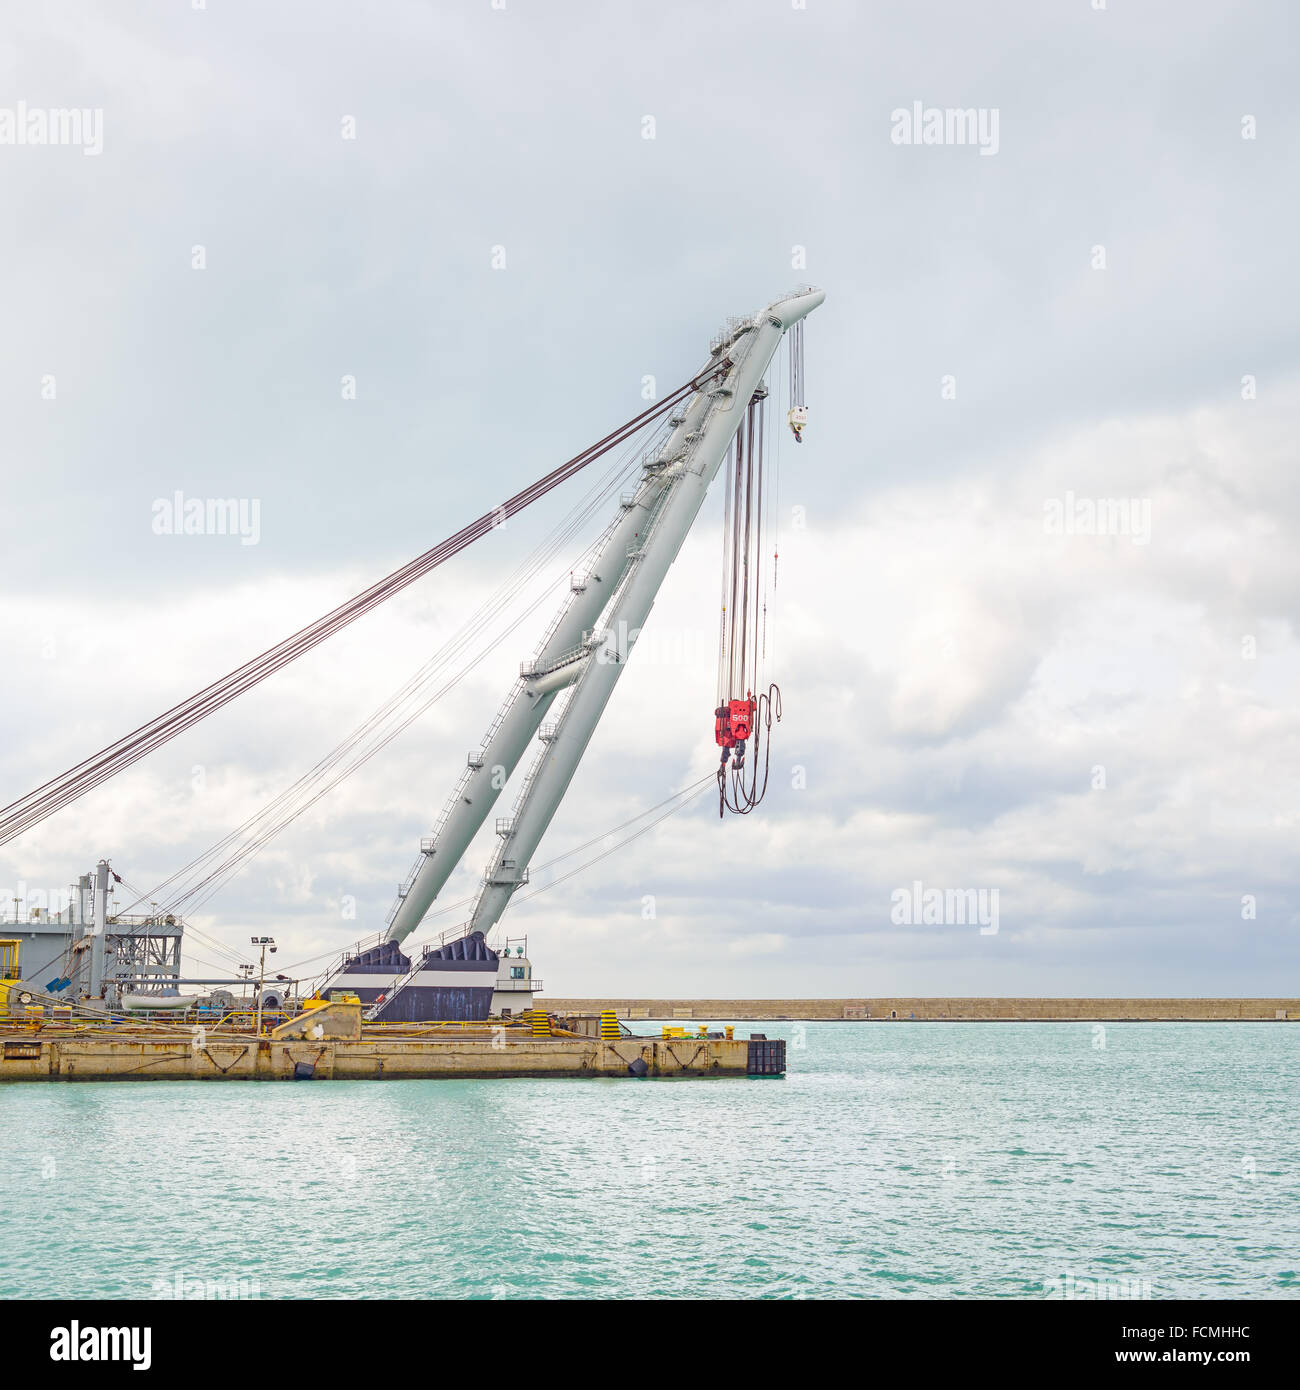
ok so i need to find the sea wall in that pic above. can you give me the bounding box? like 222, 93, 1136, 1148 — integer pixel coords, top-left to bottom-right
544, 998, 1298, 1021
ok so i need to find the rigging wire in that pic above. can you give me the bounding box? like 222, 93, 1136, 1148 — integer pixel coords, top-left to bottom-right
717, 440, 735, 708
127, 416, 664, 918
0, 366, 720, 849
19, 335, 808, 994
718, 683, 782, 816
714, 384, 784, 817
510, 780, 716, 907
412, 770, 719, 929
270, 772, 717, 980
370, 781, 719, 974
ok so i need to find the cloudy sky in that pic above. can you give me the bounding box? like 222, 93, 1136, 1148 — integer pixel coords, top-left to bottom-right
2, 0, 1296, 997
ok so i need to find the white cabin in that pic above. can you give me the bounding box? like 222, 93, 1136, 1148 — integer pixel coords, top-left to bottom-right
491, 937, 539, 1017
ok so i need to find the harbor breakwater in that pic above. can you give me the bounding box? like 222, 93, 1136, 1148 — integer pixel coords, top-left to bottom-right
544, 997, 1297, 1021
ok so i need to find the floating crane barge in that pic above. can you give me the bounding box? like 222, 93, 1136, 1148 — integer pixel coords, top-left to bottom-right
0, 999, 786, 1080
0, 995, 784, 1078
1, 286, 824, 1082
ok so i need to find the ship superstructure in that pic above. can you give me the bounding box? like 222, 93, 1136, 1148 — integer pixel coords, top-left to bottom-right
1, 859, 184, 1011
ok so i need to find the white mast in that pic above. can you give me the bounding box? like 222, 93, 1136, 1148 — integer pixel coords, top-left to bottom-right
385, 287, 824, 950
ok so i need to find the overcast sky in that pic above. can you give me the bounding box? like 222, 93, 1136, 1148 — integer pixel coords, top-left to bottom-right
2, 0, 1297, 997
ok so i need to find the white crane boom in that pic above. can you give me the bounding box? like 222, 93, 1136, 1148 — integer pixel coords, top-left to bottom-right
383, 287, 824, 957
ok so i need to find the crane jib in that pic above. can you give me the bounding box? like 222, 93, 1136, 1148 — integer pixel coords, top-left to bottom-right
383, 289, 823, 961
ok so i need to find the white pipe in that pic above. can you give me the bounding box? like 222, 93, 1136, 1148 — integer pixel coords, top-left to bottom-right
525, 657, 589, 698
120, 993, 200, 1011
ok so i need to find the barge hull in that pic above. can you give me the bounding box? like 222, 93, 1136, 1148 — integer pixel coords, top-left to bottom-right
0, 1034, 764, 1082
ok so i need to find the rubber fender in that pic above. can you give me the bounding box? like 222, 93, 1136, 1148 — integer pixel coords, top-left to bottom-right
292, 1061, 316, 1081
627, 1057, 649, 1077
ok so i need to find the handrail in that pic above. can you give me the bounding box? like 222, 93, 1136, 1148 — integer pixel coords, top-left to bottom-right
311, 929, 389, 991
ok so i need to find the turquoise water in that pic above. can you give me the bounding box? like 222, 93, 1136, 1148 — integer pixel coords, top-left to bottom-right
2, 1022, 1296, 1300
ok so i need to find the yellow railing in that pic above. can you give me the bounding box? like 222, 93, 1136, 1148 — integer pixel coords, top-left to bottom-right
4, 1002, 581, 1041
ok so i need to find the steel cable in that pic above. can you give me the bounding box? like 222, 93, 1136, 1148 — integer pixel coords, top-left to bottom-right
0, 367, 719, 847
131, 420, 662, 917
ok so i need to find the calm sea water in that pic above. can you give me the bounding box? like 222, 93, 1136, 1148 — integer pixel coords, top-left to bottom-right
2, 1022, 1296, 1300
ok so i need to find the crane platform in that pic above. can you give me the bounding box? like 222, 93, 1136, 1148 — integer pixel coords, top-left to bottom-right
0, 1000, 786, 1081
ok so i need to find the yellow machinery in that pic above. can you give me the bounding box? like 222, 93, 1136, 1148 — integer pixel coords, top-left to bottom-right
0, 939, 23, 1014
